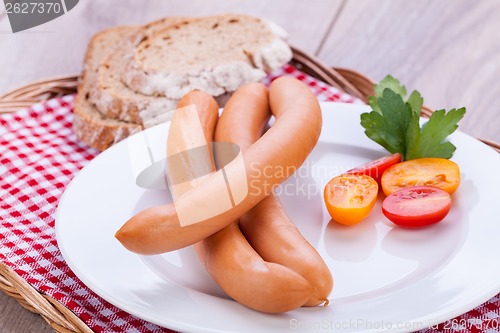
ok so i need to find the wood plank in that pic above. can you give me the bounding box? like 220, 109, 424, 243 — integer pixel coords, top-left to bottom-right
319, 0, 500, 143
0, 0, 343, 94
0, 291, 53, 333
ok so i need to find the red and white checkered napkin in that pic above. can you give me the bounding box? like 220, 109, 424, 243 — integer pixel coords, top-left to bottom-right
0, 64, 497, 333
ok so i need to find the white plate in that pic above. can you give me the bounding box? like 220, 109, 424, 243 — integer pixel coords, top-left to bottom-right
56, 102, 500, 333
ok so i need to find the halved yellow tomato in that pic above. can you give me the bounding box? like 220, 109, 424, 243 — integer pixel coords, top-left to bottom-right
381, 158, 460, 196
324, 174, 378, 225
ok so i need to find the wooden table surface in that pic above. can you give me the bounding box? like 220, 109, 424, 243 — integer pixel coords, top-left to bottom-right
0, 0, 498, 331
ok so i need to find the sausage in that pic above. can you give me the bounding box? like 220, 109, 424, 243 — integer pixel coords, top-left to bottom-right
239, 195, 333, 306
165, 90, 218, 199
169, 86, 313, 313
194, 223, 313, 313
172, 89, 218, 154
218, 83, 332, 307
115, 76, 322, 254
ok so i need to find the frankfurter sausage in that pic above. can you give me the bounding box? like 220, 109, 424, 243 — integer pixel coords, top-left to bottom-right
215, 85, 332, 307
115, 77, 322, 254
169, 86, 313, 313
195, 222, 313, 313
173, 89, 219, 155
166, 90, 218, 199
239, 195, 332, 306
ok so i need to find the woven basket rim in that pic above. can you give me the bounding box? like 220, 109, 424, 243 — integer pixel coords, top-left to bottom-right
0, 47, 498, 333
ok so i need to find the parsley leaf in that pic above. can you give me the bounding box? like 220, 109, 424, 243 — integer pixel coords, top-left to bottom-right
374, 75, 407, 100
361, 75, 466, 160
369, 75, 422, 116
406, 108, 467, 159
361, 89, 414, 156
407, 90, 423, 115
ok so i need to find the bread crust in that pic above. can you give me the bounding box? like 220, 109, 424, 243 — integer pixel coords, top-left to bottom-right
89, 17, 192, 123
74, 26, 140, 151
73, 94, 138, 151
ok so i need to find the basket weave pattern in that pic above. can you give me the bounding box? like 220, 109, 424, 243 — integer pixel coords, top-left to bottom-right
0, 48, 498, 332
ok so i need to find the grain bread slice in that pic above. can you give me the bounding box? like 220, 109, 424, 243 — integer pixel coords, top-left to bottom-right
89, 17, 193, 124
73, 26, 141, 151
121, 14, 293, 98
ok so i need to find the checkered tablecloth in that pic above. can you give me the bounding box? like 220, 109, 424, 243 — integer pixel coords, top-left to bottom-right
0, 64, 498, 333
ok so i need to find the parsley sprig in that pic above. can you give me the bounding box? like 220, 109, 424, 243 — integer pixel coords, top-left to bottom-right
361, 75, 466, 161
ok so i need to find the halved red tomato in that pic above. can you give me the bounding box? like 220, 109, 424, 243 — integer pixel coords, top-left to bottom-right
324, 174, 378, 225
346, 153, 401, 184
382, 186, 451, 228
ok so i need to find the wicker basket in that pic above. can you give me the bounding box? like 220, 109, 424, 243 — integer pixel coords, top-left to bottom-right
0, 47, 498, 333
